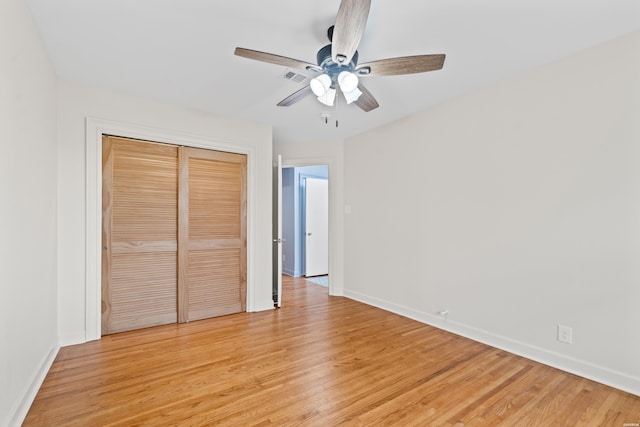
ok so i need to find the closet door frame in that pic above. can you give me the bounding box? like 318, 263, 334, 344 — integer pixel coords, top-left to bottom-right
86, 118, 259, 341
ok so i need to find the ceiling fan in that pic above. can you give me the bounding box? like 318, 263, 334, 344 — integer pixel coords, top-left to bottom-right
234, 0, 445, 112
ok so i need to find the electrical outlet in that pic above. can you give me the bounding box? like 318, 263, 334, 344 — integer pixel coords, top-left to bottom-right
558, 324, 573, 344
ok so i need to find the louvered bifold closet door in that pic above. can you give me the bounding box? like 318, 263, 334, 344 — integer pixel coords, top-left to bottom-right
178, 147, 247, 322
102, 136, 179, 334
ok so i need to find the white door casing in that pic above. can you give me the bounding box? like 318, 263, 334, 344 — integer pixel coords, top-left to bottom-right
86, 117, 259, 341
274, 155, 283, 307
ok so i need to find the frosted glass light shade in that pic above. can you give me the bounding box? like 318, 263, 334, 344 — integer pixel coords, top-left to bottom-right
343, 87, 363, 104
338, 71, 359, 93
310, 74, 332, 96
317, 88, 336, 106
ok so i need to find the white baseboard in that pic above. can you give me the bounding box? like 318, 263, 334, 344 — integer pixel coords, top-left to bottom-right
8, 345, 59, 427
283, 268, 297, 277
330, 287, 344, 297
58, 332, 90, 347
344, 289, 640, 397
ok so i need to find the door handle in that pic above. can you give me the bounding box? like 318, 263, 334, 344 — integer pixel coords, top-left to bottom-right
307, 233, 312, 236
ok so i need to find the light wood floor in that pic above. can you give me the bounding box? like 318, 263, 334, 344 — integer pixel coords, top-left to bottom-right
25, 276, 639, 426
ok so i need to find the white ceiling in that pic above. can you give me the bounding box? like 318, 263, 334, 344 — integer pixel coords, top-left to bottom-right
25, 0, 640, 144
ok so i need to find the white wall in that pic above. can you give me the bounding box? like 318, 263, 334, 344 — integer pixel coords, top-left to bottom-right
0, 0, 59, 425
57, 81, 273, 345
344, 30, 640, 395
274, 141, 345, 295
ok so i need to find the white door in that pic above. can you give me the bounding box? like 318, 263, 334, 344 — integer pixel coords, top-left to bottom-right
272, 155, 283, 307
305, 178, 329, 277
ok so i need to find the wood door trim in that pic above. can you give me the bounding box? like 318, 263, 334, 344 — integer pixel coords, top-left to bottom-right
101, 136, 113, 335
239, 154, 247, 311
181, 147, 245, 163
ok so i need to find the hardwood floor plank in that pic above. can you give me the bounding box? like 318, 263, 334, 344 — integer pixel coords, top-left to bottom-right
24, 276, 640, 426
352, 350, 518, 425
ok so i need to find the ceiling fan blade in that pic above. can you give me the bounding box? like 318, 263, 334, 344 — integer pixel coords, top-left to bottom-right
331, 0, 371, 65
277, 86, 313, 107
235, 48, 320, 73
357, 54, 446, 77
354, 83, 379, 112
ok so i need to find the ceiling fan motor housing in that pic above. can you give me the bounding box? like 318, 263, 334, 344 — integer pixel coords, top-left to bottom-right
316, 44, 359, 85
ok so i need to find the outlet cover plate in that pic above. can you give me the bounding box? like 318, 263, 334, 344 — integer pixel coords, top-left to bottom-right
558, 324, 573, 344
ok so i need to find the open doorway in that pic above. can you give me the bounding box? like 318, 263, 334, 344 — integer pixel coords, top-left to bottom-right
281, 165, 329, 289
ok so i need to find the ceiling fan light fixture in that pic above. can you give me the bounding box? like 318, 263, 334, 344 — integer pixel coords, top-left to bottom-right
342, 87, 363, 104
317, 88, 336, 106
337, 71, 359, 93
310, 74, 332, 97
